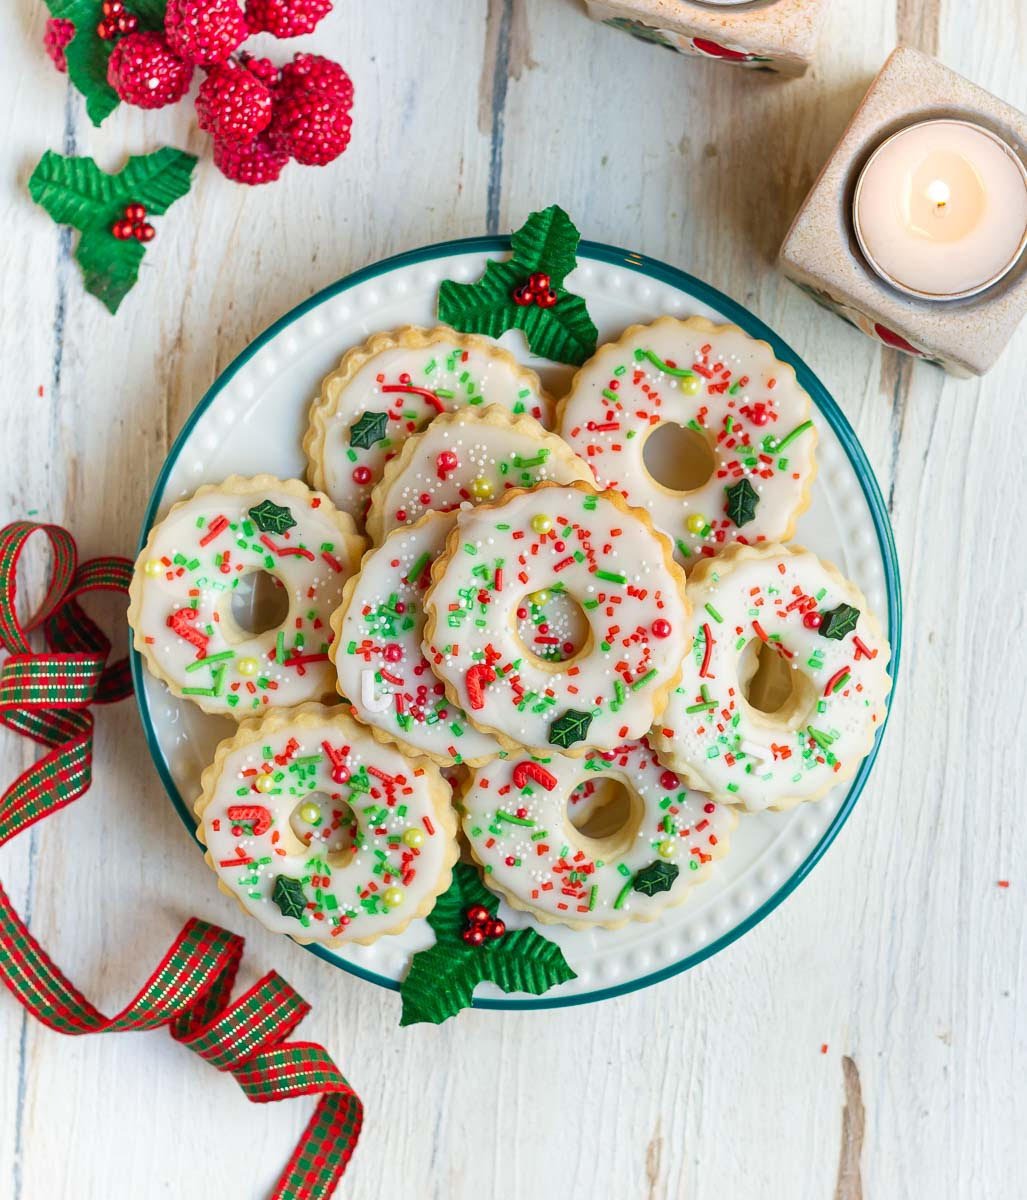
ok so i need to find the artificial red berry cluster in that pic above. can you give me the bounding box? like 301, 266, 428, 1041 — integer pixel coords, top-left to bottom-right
460, 904, 506, 947
111, 202, 156, 242
512, 271, 558, 309
43, 0, 353, 187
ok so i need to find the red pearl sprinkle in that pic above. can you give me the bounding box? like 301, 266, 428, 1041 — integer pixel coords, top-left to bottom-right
803, 612, 822, 629
352, 465, 372, 485
437, 450, 458, 473
562, 642, 575, 655
703, 802, 716, 813
660, 770, 678, 790
516, 808, 528, 819
516, 607, 527, 619
383, 643, 402, 663
651, 619, 672, 638
462, 926, 485, 947
465, 904, 490, 925
485, 919, 506, 940
395, 602, 406, 614
750, 403, 770, 426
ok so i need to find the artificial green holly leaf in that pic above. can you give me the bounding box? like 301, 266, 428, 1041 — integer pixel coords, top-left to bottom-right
819, 603, 860, 640
399, 863, 575, 1026
248, 499, 297, 535
28, 148, 198, 313
349, 410, 389, 450
724, 477, 760, 528
45, 0, 168, 126
272, 874, 308, 921
437, 206, 599, 367
509, 204, 581, 291
632, 860, 680, 897
548, 708, 594, 750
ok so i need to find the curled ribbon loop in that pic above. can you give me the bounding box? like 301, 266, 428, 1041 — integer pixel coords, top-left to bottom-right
0, 521, 362, 1199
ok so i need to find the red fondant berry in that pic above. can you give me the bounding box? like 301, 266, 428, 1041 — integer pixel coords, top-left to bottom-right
651, 619, 671, 638
107, 32, 193, 109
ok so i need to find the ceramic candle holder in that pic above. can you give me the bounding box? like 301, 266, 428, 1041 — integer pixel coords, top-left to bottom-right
584, 0, 827, 75
778, 47, 1027, 376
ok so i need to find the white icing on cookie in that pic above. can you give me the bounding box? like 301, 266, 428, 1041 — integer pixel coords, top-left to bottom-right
196, 705, 457, 944
129, 476, 364, 718
305, 327, 553, 524
366, 405, 591, 543
423, 483, 691, 755
559, 317, 817, 566
331, 513, 501, 766
652, 543, 891, 811
461, 740, 735, 927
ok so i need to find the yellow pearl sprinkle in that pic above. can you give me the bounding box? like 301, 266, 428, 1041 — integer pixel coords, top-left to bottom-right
237, 657, 259, 676
531, 514, 552, 535
681, 376, 702, 396
299, 802, 321, 825
658, 838, 677, 859
686, 513, 707, 535
402, 827, 425, 848
470, 476, 494, 500
254, 774, 275, 794
529, 589, 550, 607
143, 559, 164, 577
383, 886, 405, 909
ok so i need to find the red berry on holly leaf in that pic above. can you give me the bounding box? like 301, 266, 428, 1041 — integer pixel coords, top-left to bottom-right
528, 272, 551, 292
107, 32, 193, 109
536, 288, 558, 309
124, 202, 146, 222
485, 919, 506, 940
512, 283, 534, 306
465, 904, 490, 926
196, 61, 274, 146
111, 218, 134, 240
245, 0, 332, 38
135, 222, 156, 243
461, 926, 486, 947
43, 18, 75, 73
115, 11, 138, 33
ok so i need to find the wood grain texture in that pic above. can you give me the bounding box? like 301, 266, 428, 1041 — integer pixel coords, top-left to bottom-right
1, 1, 1025, 1198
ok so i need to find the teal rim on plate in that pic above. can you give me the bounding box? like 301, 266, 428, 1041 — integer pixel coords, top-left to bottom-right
131, 235, 902, 1010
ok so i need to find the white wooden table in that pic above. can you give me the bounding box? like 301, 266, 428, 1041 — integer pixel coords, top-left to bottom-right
2, 2, 1024, 1197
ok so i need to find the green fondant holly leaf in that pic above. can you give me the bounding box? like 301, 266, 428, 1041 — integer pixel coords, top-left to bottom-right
349, 410, 389, 450
724, 477, 760, 528
632, 860, 680, 897
45, 0, 168, 126
248, 499, 297, 535
819, 603, 860, 640
272, 874, 308, 921
28, 148, 198, 313
399, 863, 576, 1026
437, 205, 599, 367
548, 708, 594, 750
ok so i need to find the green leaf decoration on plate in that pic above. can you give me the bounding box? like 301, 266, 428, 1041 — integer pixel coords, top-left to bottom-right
28, 148, 198, 313
548, 708, 594, 750
248, 499, 297, 535
437, 205, 599, 367
399, 863, 576, 1026
632, 860, 680, 897
819, 603, 860, 640
349, 410, 389, 450
724, 477, 760, 528
44, 0, 168, 126
272, 874, 308, 921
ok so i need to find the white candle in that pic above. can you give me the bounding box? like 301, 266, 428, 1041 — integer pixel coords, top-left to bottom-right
853, 118, 1027, 300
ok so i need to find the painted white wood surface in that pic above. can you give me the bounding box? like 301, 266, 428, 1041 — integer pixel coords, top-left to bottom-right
1, 1, 1024, 1197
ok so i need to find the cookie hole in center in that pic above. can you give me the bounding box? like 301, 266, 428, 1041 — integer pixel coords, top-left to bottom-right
739, 638, 816, 729
643, 422, 716, 493
514, 588, 592, 667
289, 793, 357, 868
228, 570, 290, 638
566, 777, 643, 860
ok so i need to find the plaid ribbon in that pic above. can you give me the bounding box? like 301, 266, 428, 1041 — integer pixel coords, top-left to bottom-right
0, 521, 362, 1199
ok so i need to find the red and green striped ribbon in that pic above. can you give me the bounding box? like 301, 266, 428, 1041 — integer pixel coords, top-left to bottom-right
0, 521, 362, 1199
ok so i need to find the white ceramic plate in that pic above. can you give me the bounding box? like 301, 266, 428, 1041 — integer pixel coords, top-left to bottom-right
131, 237, 901, 1009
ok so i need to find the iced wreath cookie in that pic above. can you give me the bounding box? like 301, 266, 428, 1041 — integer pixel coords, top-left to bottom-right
461, 740, 736, 928
558, 317, 817, 566
304, 326, 554, 525
423, 482, 691, 756
651, 543, 890, 811
365, 404, 591, 543
331, 512, 502, 767
129, 475, 365, 717
195, 704, 458, 945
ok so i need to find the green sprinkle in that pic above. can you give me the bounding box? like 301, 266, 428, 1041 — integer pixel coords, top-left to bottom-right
769, 419, 814, 453
613, 880, 634, 910
632, 668, 657, 691
405, 552, 430, 584
185, 650, 233, 671
642, 348, 694, 378
496, 810, 534, 827
704, 603, 724, 623
595, 569, 626, 585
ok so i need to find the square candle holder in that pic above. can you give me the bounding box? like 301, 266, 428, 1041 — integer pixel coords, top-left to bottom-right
778, 46, 1027, 376
584, 0, 828, 77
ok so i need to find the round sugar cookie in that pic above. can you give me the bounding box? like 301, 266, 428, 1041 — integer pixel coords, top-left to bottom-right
423, 482, 691, 756
195, 704, 458, 945
331, 512, 502, 767
129, 475, 365, 718
558, 316, 817, 567
651, 543, 891, 811
365, 404, 591, 543
461, 740, 737, 928
304, 326, 554, 526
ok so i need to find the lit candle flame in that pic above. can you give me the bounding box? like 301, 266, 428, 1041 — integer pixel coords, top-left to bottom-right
925, 178, 951, 213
